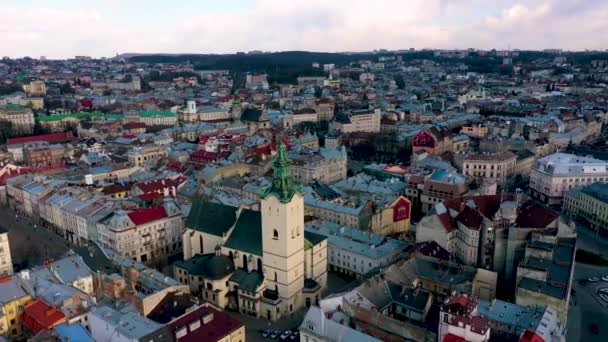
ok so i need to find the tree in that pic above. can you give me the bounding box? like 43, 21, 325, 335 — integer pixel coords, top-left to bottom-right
59, 82, 74, 94
33, 120, 47, 135
394, 74, 405, 89
314, 87, 323, 98
0, 121, 12, 143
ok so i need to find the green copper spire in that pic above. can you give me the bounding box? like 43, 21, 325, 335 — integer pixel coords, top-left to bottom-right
263, 143, 303, 203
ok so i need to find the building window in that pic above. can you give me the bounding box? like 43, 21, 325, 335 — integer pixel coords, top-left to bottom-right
273, 230, 279, 240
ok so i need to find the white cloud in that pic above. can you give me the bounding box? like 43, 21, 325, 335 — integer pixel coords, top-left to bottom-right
1, 1, 607, 58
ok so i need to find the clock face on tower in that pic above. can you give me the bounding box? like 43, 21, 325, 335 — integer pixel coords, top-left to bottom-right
414, 131, 435, 148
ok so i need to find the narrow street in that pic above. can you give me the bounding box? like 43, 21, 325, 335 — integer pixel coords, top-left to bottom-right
0, 207, 69, 270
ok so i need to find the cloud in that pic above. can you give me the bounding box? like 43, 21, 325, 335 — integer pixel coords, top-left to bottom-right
1, 1, 607, 58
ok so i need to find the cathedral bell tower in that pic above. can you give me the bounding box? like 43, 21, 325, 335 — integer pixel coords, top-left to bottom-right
261, 144, 305, 315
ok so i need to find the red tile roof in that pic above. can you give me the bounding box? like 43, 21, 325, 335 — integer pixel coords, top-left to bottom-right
128, 206, 167, 225
455, 205, 483, 230
7, 132, 73, 145
168, 304, 244, 342
520, 330, 545, 342
134, 176, 186, 194
124, 122, 147, 130
22, 299, 66, 334
0, 166, 32, 186
438, 212, 457, 233
443, 333, 466, 342
515, 200, 558, 228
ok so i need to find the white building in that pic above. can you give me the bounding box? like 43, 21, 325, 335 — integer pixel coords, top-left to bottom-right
305, 221, 406, 277
0, 228, 13, 276
97, 199, 184, 265
529, 153, 608, 205
300, 305, 381, 342
290, 147, 348, 184
331, 109, 381, 133
88, 306, 168, 342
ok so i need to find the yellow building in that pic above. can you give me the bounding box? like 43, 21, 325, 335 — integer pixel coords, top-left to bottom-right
564, 182, 608, 232
23, 80, 46, 96
0, 277, 32, 338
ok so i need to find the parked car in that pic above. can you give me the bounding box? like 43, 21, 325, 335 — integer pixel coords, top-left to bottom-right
599, 293, 608, 302
588, 277, 600, 282
269, 330, 280, 339
289, 331, 300, 340
261, 330, 271, 338
602, 276, 608, 282
279, 330, 292, 340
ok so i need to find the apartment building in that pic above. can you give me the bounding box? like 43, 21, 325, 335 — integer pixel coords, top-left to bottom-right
331, 108, 381, 133
0, 104, 35, 134
6, 175, 66, 217
127, 145, 168, 167
417, 194, 563, 273
515, 237, 576, 325
304, 186, 373, 229
564, 182, 608, 234
97, 199, 184, 264
290, 147, 348, 185
438, 294, 491, 342
529, 153, 608, 205
23, 143, 69, 167
460, 125, 488, 138
88, 306, 169, 342
0, 228, 13, 276
38, 187, 114, 245
305, 221, 406, 277
292, 108, 318, 125
419, 170, 468, 214
315, 98, 335, 121
139, 110, 178, 126
459, 151, 517, 186
23, 80, 47, 96
0, 276, 32, 338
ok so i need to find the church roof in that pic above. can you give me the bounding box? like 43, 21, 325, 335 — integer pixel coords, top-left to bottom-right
174, 253, 235, 280
224, 209, 263, 256
186, 200, 238, 236
229, 269, 264, 292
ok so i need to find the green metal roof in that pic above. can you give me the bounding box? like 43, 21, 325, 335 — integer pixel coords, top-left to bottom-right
240, 108, 263, 122
174, 253, 234, 280
262, 144, 304, 203
139, 110, 176, 118
186, 200, 238, 237
304, 231, 326, 248
229, 269, 264, 292
224, 209, 263, 256
105, 113, 125, 119
35, 112, 105, 122
4, 103, 26, 110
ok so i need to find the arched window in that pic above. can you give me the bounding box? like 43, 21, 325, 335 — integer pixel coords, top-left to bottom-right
242, 255, 248, 272
273, 229, 279, 239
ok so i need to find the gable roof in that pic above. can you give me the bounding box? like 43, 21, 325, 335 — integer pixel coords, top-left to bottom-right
224, 209, 263, 256
186, 200, 238, 236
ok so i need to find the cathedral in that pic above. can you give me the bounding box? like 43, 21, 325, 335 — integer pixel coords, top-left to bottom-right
177, 144, 328, 320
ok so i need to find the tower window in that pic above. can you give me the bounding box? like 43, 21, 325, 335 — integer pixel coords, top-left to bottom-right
273, 230, 279, 240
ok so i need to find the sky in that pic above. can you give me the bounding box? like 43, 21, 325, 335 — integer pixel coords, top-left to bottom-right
1, 0, 607, 59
